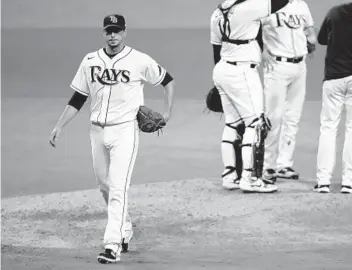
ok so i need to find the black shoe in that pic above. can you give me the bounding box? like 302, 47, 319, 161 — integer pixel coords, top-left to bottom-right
97, 248, 120, 264
277, 167, 299, 180
314, 184, 330, 193
262, 169, 277, 184
341, 185, 352, 194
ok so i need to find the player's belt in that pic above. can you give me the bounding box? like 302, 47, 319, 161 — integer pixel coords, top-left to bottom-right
275, 56, 304, 63
226, 61, 256, 68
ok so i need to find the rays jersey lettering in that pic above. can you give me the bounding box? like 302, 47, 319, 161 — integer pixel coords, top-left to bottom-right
70, 46, 166, 125
261, 0, 314, 57
275, 12, 306, 29
90, 66, 131, 85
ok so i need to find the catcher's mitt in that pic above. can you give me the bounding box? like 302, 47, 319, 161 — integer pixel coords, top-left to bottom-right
137, 106, 166, 133
307, 41, 316, 54
206, 86, 223, 113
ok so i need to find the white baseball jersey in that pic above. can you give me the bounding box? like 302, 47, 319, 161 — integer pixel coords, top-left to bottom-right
70, 46, 166, 126
261, 0, 314, 58
210, 0, 276, 64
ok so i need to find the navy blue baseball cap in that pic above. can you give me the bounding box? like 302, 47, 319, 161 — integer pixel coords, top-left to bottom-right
103, 14, 126, 30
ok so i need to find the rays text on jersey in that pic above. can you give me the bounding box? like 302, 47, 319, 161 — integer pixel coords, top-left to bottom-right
276, 12, 306, 29
90, 66, 131, 86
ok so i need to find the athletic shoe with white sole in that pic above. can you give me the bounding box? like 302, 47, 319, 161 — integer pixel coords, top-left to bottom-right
222, 178, 240, 190
97, 248, 121, 264
262, 169, 277, 184
239, 178, 278, 193
341, 185, 352, 194
314, 184, 330, 193
277, 167, 299, 180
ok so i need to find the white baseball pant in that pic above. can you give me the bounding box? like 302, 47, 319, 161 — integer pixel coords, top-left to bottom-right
316, 75, 352, 186
90, 120, 139, 251
213, 60, 264, 181
263, 59, 307, 171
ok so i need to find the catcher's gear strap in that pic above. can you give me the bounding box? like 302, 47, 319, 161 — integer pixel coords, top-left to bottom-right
161, 72, 173, 87
217, 0, 255, 45
222, 166, 236, 178
68, 91, 88, 111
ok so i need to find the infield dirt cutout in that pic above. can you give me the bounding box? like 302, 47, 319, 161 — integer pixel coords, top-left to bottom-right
2, 178, 352, 269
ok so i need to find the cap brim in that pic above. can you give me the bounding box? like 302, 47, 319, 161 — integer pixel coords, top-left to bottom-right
103, 25, 125, 30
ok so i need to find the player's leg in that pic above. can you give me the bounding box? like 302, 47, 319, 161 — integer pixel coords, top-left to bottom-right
215, 82, 243, 190
262, 63, 289, 184
89, 124, 110, 204
219, 64, 277, 193
341, 76, 352, 194
239, 66, 277, 193
276, 63, 307, 179
98, 120, 139, 263
315, 78, 345, 193
213, 62, 246, 190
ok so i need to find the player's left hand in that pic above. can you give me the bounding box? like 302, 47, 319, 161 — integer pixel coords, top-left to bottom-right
49, 127, 61, 148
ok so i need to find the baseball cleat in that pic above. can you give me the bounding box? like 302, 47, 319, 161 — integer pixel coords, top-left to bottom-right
314, 184, 330, 193
340, 185, 352, 194
276, 167, 299, 180
97, 248, 121, 264
121, 230, 133, 253
222, 178, 240, 190
262, 169, 277, 184
239, 178, 278, 193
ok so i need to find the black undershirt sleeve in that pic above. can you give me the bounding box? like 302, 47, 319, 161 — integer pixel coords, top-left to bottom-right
161, 72, 174, 87
68, 91, 88, 110
213, 44, 222, 64
271, 0, 289, 14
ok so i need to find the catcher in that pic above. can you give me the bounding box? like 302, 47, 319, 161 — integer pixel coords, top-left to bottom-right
49, 14, 174, 264
207, 0, 293, 193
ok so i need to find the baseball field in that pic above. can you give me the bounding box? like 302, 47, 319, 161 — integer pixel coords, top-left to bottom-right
2, 0, 352, 269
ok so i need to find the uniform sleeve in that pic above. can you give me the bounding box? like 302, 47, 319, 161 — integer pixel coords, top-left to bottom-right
228, 0, 272, 22
210, 9, 222, 45
70, 57, 89, 96
317, 9, 332, 45
304, 2, 314, 28
141, 55, 167, 87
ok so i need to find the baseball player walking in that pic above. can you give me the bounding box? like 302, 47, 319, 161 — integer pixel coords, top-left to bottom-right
210, 0, 292, 193
49, 14, 175, 263
260, 0, 317, 183
315, 3, 352, 194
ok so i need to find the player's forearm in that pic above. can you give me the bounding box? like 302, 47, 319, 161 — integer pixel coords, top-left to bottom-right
163, 81, 174, 116
54, 105, 79, 129
305, 26, 317, 44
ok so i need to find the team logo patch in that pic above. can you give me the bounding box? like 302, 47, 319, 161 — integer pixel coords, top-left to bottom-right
110, 16, 118, 23
90, 66, 130, 85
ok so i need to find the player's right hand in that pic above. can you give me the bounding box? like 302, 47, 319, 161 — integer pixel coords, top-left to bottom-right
49, 127, 61, 148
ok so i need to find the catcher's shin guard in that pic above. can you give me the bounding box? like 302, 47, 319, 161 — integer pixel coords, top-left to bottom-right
250, 114, 271, 178
221, 122, 245, 180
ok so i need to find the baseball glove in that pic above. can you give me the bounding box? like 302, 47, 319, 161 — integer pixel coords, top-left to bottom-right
137, 105, 166, 133
307, 41, 316, 54
206, 86, 223, 113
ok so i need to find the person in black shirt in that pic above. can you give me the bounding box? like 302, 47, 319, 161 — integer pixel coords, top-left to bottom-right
315, 3, 352, 194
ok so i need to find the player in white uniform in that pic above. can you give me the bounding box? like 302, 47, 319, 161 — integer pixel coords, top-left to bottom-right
260, 0, 317, 183
210, 0, 291, 193
49, 14, 175, 264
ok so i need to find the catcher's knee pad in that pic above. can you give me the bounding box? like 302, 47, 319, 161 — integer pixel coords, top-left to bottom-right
222, 122, 245, 147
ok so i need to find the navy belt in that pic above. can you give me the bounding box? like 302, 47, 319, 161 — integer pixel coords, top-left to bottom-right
226, 61, 257, 68
276, 56, 304, 63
